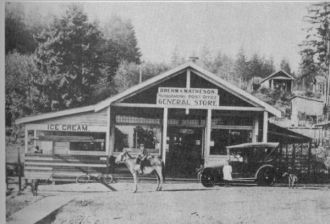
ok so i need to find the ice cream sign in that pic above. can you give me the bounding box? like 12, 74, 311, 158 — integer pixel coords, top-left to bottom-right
157, 87, 219, 107
47, 124, 88, 132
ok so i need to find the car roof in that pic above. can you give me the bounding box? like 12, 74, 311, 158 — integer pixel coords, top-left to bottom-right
226, 142, 280, 150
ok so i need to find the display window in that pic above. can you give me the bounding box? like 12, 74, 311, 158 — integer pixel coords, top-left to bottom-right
35, 131, 106, 153
114, 125, 161, 153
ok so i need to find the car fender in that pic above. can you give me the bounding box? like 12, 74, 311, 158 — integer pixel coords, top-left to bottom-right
254, 164, 274, 179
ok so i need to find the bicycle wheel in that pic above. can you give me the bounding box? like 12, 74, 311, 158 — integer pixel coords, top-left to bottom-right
76, 175, 91, 184
99, 174, 114, 184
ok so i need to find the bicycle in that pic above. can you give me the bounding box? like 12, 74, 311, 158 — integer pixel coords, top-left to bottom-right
76, 173, 114, 184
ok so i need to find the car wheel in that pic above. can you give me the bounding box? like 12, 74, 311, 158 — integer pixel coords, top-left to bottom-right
201, 171, 215, 187
257, 167, 276, 186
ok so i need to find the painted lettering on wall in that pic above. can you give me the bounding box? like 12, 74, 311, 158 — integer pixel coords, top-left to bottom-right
157, 87, 219, 107
47, 124, 88, 132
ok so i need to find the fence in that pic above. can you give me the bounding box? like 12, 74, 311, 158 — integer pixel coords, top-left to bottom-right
277, 142, 329, 183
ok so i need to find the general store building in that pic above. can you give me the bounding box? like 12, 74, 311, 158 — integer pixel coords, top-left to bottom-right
16, 62, 282, 179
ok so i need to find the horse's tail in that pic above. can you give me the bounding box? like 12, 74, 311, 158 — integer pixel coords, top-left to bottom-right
162, 161, 165, 183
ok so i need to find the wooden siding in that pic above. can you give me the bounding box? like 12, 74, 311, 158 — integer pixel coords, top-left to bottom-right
121, 72, 255, 107
32, 108, 109, 127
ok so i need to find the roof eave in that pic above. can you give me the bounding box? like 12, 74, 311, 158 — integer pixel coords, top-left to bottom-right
15, 105, 95, 125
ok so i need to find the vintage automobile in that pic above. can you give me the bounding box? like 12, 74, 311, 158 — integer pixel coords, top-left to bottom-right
201, 142, 283, 187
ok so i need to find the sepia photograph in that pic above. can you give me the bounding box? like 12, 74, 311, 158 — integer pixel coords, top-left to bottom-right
3, 1, 330, 223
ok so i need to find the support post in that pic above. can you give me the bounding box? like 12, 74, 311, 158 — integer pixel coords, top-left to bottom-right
262, 111, 268, 142
33, 130, 37, 147
162, 108, 168, 164
308, 141, 312, 177
24, 127, 28, 153
106, 107, 111, 156
205, 109, 212, 158
252, 115, 259, 143
185, 69, 191, 115
17, 147, 22, 191
292, 144, 296, 169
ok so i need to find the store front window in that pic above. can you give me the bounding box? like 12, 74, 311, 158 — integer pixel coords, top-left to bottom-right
210, 129, 252, 155
114, 125, 162, 153
36, 131, 106, 154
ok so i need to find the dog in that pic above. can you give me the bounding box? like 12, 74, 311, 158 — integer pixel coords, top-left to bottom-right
282, 172, 298, 189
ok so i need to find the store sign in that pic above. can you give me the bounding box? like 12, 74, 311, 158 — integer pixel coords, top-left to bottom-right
157, 87, 219, 107
47, 124, 88, 132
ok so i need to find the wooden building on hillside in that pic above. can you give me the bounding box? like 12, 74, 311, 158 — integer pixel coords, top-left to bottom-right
17, 62, 284, 180
260, 70, 295, 93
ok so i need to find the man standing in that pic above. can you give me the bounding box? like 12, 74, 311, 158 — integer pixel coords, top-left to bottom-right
223, 159, 232, 186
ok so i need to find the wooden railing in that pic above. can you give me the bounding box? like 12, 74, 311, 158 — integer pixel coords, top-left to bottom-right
24, 154, 108, 181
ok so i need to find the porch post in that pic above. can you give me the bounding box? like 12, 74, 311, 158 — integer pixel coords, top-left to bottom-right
185, 69, 191, 115
24, 127, 28, 153
263, 111, 268, 142
162, 107, 168, 164
106, 107, 110, 155
109, 107, 115, 154
33, 130, 37, 147
252, 115, 259, 143
205, 109, 212, 158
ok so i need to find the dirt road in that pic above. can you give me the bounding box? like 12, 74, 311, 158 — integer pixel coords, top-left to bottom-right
34, 183, 330, 224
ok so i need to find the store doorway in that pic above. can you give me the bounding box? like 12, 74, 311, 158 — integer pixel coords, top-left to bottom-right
166, 127, 203, 178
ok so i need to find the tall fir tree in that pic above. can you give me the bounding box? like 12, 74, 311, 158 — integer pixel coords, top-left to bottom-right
103, 16, 141, 64
33, 4, 117, 112
299, 2, 330, 87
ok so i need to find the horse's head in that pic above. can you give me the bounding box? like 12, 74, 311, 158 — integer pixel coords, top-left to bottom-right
115, 151, 130, 164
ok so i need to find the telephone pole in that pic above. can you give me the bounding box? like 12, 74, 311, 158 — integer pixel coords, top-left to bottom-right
326, 4, 330, 119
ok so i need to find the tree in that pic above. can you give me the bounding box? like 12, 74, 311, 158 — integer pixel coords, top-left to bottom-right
300, 3, 330, 74
33, 4, 117, 112
280, 59, 292, 74
103, 16, 141, 64
299, 3, 330, 89
5, 3, 38, 54
113, 61, 170, 93
234, 48, 249, 81
5, 51, 38, 126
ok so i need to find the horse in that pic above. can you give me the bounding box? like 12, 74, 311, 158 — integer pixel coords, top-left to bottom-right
115, 151, 165, 193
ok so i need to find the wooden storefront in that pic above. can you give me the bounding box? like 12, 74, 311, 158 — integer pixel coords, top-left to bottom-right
16, 62, 282, 180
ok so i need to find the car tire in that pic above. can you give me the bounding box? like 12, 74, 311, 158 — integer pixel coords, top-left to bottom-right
201, 170, 215, 187
257, 167, 276, 186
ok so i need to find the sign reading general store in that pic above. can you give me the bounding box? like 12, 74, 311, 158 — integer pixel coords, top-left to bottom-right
157, 87, 219, 107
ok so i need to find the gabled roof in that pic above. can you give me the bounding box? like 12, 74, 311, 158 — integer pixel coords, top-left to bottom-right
260, 70, 295, 84
290, 95, 324, 103
16, 62, 282, 125
94, 62, 281, 117
16, 105, 95, 125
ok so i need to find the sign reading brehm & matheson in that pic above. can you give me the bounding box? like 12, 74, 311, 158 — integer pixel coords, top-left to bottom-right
157, 87, 219, 107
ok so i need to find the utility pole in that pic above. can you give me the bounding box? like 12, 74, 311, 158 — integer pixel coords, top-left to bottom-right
324, 3, 330, 120
139, 61, 144, 84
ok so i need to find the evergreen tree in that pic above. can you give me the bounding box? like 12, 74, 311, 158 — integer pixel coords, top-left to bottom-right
33, 4, 116, 112
113, 61, 170, 93
299, 2, 330, 88
280, 59, 292, 74
5, 3, 38, 54
234, 48, 249, 81
5, 52, 38, 126
103, 16, 141, 64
